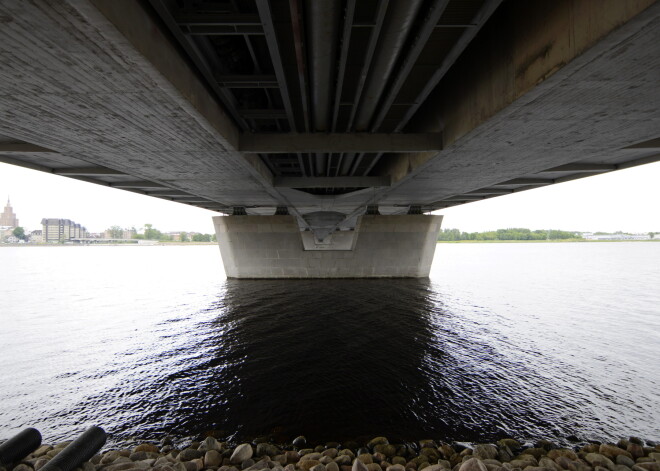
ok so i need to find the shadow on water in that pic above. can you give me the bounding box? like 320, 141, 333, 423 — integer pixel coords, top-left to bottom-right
118, 278, 559, 444
177, 278, 441, 443
67, 277, 645, 446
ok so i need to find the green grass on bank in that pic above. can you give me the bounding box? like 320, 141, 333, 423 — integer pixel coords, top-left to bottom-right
438, 239, 659, 243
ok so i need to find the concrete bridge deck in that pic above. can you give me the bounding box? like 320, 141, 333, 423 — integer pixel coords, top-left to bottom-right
0, 0, 658, 277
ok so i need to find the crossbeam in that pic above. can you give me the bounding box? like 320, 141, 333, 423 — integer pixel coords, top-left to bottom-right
0, 143, 53, 152
492, 178, 553, 186
111, 181, 166, 189
216, 75, 278, 88
541, 163, 616, 172
274, 176, 391, 188
240, 133, 443, 153
239, 109, 288, 119
54, 167, 125, 175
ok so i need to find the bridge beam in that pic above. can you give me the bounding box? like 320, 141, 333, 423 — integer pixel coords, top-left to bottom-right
213, 214, 443, 278
273, 176, 390, 189
239, 133, 443, 153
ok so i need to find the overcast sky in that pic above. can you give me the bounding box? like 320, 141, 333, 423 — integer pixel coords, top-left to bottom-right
1, 161, 659, 234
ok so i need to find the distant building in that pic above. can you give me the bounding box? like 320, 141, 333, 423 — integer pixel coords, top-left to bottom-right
581, 232, 651, 240
29, 230, 43, 243
103, 228, 136, 239
41, 218, 88, 242
167, 232, 183, 241
0, 197, 19, 227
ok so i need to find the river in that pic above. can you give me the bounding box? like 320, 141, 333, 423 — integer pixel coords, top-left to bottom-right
0, 242, 658, 446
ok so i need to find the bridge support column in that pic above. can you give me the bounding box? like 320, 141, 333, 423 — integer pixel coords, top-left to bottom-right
213, 214, 443, 278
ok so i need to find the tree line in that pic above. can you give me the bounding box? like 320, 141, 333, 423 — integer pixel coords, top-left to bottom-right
438, 228, 582, 241
106, 224, 215, 242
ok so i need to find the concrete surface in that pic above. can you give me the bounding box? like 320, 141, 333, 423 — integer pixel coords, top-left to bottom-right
213, 215, 443, 278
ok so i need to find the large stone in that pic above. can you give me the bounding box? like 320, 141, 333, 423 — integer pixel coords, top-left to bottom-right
548, 451, 578, 461
232, 446, 254, 465
206, 451, 223, 467
522, 450, 546, 461
585, 454, 614, 469
309, 465, 326, 471
387, 465, 406, 471
627, 446, 644, 461
474, 447, 498, 461
498, 442, 521, 452
201, 437, 223, 452
179, 450, 204, 462
420, 465, 446, 471
600, 447, 632, 460
102, 452, 123, 465
32, 446, 52, 458
459, 459, 488, 471
301, 461, 322, 471
538, 458, 562, 471
358, 456, 374, 465
104, 460, 151, 471
366, 465, 382, 471
326, 462, 339, 471
617, 456, 635, 467
302, 455, 323, 462
257, 445, 280, 458
134, 445, 160, 454
368, 439, 389, 449
374, 447, 397, 459
353, 460, 369, 471
634, 464, 660, 471
293, 438, 307, 448
286, 452, 301, 465
335, 457, 352, 466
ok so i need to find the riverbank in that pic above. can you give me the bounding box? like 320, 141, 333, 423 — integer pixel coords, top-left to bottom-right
0, 242, 217, 247
437, 239, 659, 243
5, 435, 659, 471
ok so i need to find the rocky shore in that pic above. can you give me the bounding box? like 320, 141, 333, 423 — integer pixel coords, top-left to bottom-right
2, 436, 659, 471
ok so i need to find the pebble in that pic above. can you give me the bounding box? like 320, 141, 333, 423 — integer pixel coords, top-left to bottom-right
179, 450, 204, 462
135, 445, 161, 454
473, 447, 498, 461
459, 459, 487, 471
231, 446, 254, 465
357, 456, 373, 465
206, 451, 222, 467
6, 434, 660, 471
300, 461, 322, 471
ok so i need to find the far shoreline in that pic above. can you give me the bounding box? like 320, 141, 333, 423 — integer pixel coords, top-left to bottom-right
437, 239, 659, 243
0, 242, 218, 247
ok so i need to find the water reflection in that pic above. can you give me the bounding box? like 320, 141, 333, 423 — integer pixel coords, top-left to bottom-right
178, 279, 440, 443
2, 245, 658, 446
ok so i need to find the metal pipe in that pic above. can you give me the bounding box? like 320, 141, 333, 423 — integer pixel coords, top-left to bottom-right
354, 0, 424, 131
0, 428, 42, 467
307, 0, 341, 131
41, 426, 107, 471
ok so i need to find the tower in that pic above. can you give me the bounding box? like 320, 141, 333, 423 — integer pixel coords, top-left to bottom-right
0, 197, 19, 227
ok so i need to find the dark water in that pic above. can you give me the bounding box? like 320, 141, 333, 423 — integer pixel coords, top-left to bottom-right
0, 243, 659, 446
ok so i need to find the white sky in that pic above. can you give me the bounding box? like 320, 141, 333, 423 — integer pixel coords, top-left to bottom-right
1, 161, 659, 234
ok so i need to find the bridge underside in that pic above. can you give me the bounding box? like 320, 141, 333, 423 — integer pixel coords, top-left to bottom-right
0, 0, 658, 277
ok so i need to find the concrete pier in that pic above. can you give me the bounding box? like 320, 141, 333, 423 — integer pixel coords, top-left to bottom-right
213, 215, 443, 278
